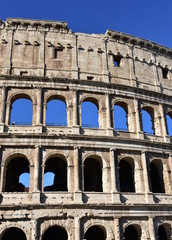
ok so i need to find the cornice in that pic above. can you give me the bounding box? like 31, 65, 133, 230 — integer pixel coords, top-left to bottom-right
106, 29, 172, 58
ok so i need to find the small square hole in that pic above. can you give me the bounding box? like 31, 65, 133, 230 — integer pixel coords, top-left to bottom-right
162, 68, 169, 79
113, 55, 121, 67
87, 76, 94, 80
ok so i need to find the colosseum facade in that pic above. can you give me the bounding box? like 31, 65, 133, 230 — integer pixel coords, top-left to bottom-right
0, 18, 172, 239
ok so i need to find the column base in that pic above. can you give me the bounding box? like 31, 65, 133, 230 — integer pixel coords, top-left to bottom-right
72, 125, 80, 134
31, 192, 41, 204
74, 191, 82, 204
34, 125, 43, 133
0, 123, 5, 133
111, 192, 120, 204
145, 192, 154, 204
107, 128, 114, 137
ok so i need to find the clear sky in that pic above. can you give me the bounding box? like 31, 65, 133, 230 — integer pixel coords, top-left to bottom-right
0, 0, 172, 49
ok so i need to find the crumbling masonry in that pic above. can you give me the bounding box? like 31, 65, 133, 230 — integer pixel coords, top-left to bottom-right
0, 18, 172, 239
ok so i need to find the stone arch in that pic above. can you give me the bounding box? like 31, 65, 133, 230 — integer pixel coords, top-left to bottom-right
44, 93, 67, 106
43, 152, 68, 192
7, 91, 36, 105
84, 221, 114, 240
156, 222, 171, 240
123, 221, 150, 239
82, 153, 109, 168
2, 151, 33, 167
0, 223, 28, 240
43, 151, 71, 166
141, 105, 155, 134
3, 152, 31, 192
118, 155, 141, 170
42, 225, 68, 240
40, 220, 72, 240
149, 158, 165, 193
79, 95, 101, 110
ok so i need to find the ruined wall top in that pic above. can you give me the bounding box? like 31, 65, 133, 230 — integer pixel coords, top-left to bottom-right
0, 18, 172, 96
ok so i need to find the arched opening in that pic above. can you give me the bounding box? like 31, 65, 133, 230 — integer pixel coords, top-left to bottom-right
46, 99, 67, 126
124, 225, 141, 240
150, 160, 165, 193
166, 112, 172, 136
4, 157, 30, 192
42, 226, 68, 240
1, 227, 27, 240
10, 98, 33, 125
81, 100, 99, 128
44, 157, 67, 191
157, 225, 168, 240
84, 157, 102, 192
113, 103, 128, 131
119, 159, 135, 192
141, 107, 154, 134
85, 225, 106, 240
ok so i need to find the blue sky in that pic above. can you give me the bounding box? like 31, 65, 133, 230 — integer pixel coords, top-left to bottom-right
1, 0, 172, 48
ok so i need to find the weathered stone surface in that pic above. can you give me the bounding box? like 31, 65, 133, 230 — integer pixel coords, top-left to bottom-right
0, 18, 172, 239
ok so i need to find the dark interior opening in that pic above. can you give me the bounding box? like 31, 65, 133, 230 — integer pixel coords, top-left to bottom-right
162, 68, 168, 79
150, 160, 165, 193
42, 226, 68, 240
85, 226, 106, 240
4, 157, 30, 192
2, 227, 27, 240
119, 160, 135, 192
84, 158, 102, 192
113, 55, 121, 67
124, 225, 140, 240
44, 157, 67, 191
157, 225, 168, 240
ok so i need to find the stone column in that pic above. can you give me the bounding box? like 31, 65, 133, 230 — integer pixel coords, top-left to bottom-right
164, 162, 172, 194
42, 103, 46, 126
74, 147, 82, 203
114, 218, 120, 240
159, 103, 169, 142
0, 164, 5, 192
134, 98, 143, 139
102, 38, 110, 82
106, 94, 113, 136
67, 164, 74, 192
36, 87, 42, 125
33, 145, 41, 192
5, 101, 11, 125
0, 86, 7, 125
148, 217, 156, 240
72, 90, 80, 134
141, 151, 150, 193
71, 35, 79, 79
75, 217, 80, 240
30, 220, 38, 240
110, 148, 117, 193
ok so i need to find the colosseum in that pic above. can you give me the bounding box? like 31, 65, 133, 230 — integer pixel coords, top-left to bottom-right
0, 17, 172, 239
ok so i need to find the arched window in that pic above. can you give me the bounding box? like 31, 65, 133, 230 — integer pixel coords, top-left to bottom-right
119, 159, 135, 192
166, 112, 172, 136
81, 101, 99, 128
1, 227, 27, 240
124, 225, 141, 240
85, 225, 106, 240
4, 157, 30, 192
141, 108, 154, 134
157, 225, 168, 240
10, 98, 33, 125
113, 103, 128, 131
44, 157, 67, 191
46, 99, 67, 126
42, 226, 68, 240
150, 160, 165, 193
84, 157, 102, 192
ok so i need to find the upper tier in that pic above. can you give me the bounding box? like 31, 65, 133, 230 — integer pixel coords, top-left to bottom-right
0, 18, 172, 95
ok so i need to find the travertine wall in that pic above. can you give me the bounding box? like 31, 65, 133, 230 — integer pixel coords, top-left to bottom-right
0, 18, 172, 239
